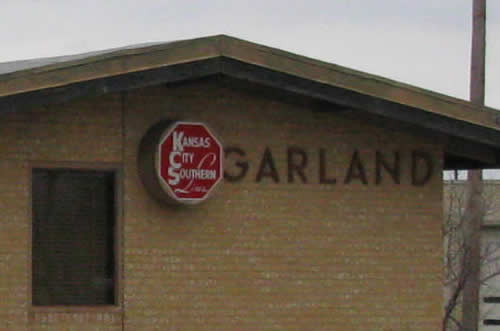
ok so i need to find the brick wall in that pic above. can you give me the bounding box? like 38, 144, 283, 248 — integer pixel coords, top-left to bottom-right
0, 80, 443, 330
0, 95, 123, 331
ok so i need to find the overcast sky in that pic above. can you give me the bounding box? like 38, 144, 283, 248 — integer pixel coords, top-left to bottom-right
1, 1, 499, 178
1, 1, 498, 106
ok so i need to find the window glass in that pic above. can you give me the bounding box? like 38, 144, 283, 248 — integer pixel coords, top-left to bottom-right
32, 169, 115, 306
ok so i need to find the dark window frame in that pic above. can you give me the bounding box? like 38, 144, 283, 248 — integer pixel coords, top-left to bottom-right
484, 296, 500, 304
30, 162, 122, 311
484, 319, 500, 325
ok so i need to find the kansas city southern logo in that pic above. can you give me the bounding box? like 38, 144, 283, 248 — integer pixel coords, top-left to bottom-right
156, 122, 223, 203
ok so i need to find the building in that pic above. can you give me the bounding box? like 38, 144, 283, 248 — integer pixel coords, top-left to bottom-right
444, 179, 500, 330
481, 180, 500, 329
1, 35, 500, 330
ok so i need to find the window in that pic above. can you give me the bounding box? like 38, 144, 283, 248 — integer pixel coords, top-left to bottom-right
32, 168, 116, 306
480, 233, 500, 327
484, 319, 500, 325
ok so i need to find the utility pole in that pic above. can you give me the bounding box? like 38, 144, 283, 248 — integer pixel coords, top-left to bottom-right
462, 0, 486, 330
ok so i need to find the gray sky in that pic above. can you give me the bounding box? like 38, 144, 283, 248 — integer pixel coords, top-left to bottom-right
1, 1, 499, 178
1, 0, 498, 107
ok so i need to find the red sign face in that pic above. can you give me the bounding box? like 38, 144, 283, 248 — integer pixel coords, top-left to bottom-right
156, 122, 223, 204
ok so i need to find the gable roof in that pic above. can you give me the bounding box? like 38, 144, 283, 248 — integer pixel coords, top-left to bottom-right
1, 34, 499, 169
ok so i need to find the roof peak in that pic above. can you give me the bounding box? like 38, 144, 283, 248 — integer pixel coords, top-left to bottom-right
1, 34, 499, 169
0, 35, 243, 76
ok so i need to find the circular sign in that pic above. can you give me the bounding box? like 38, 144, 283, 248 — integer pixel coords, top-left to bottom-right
151, 121, 223, 204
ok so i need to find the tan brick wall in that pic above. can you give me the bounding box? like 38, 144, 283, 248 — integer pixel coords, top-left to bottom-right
123, 82, 443, 330
0, 95, 123, 331
0, 81, 443, 330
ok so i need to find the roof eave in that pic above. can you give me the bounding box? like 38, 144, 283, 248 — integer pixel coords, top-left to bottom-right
1, 35, 499, 169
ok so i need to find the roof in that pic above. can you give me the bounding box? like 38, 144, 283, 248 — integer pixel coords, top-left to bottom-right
1, 34, 499, 169
0, 42, 163, 75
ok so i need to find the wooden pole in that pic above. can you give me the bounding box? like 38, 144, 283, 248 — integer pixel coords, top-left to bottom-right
462, 0, 486, 330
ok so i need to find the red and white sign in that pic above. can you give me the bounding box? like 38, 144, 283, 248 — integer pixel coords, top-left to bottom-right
156, 122, 223, 204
